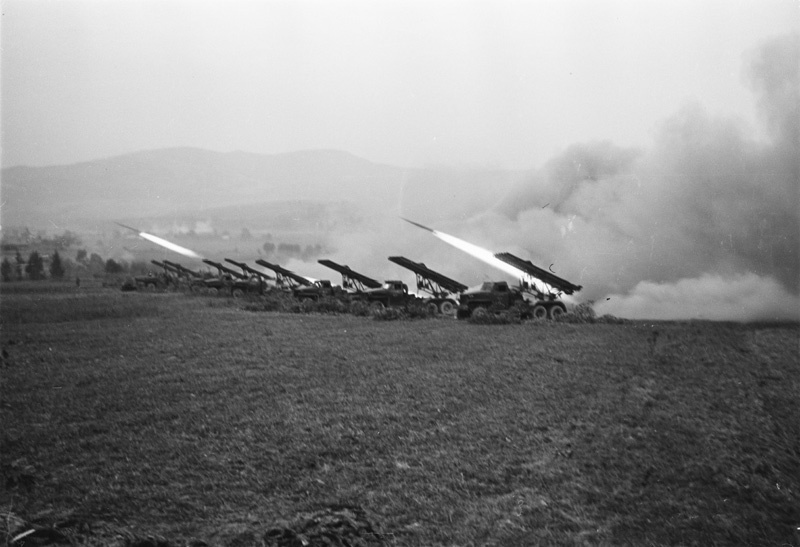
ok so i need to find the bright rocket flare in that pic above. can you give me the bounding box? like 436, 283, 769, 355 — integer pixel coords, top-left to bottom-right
401, 218, 527, 280
115, 222, 203, 259
139, 233, 203, 259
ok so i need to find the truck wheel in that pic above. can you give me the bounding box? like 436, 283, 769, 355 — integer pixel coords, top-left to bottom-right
145, 282, 157, 292
232, 288, 244, 299
207, 287, 219, 296
549, 304, 566, 320
370, 301, 385, 311
532, 304, 547, 320
426, 302, 439, 315
439, 300, 456, 316
471, 306, 488, 319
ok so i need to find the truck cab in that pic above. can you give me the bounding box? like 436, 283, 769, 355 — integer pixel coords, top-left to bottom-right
293, 279, 343, 301
381, 280, 408, 293
231, 274, 266, 298
364, 280, 413, 308
457, 281, 526, 318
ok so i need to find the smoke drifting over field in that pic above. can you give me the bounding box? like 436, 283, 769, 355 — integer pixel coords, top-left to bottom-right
594, 273, 799, 322
399, 33, 798, 320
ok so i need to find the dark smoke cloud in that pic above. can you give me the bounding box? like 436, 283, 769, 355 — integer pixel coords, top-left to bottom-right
420, 33, 799, 320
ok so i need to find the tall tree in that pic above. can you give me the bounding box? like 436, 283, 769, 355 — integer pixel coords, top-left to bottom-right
49, 250, 65, 279
15, 251, 24, 280
105, 259, 124, 274
87, 253, 105, 276
25, 251, 45, 280
1, 258, 12, 282
56, 230, 81, 249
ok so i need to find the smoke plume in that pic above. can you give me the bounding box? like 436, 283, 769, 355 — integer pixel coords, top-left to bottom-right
594, 273, 799, 322
400, 33, 799, 320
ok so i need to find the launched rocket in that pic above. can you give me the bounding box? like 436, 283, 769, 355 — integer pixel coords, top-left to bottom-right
400, 218, 435, 233
115, 222, 204, 259
401, 217, 580, 300
401, 218, 527, 280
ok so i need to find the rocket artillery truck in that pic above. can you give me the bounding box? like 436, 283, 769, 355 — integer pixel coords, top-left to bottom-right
163, 260, 203, 280
199, 259, 247, 295
131, 260, 178, 291
388, 256, 467, 315
317, 259, 382, 293
456, 252, 582, 320
152, 260, 180, 276
224, 258, 274, 298
255, 259, 344, 301
161, 260, 205, 292
255, 259, 312, 291
319, 259, 415, 310
360, 279, 418, 310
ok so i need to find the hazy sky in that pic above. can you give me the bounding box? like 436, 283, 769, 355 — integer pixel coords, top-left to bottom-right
1, 0, 798, 170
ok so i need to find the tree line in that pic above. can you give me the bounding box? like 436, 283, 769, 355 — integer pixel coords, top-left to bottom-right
261, 242, 327, 262
0, 249, 140, 282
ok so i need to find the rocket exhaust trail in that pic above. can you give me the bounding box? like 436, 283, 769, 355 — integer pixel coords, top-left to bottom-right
115, 222, 204, 259
402, 217, 579, 303
401, 217, 527, 279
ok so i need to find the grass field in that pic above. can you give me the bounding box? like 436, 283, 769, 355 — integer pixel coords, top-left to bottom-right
1, 282, 798, 546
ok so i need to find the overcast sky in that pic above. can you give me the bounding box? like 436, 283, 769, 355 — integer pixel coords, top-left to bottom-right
1, 0, 798, 170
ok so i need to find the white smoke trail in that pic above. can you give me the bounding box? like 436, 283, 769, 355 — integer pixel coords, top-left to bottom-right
408, 220, 577, 302
431, 229, 526, 280
138, 232, 204, 259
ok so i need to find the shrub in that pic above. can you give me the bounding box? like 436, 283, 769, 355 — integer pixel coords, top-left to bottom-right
348, 300, 372, 317
405, 301, 437, 319
468, 308, 524, 325
598, 314, 627, 324
289, 297, 349, 315
314, 297, 349, 314
120, 277, 138, 291
242, 290, 296, 312
372, 307, 404, 321
554, 301, 627, 324
556, 300, 597, 324
298, 298, 317, 313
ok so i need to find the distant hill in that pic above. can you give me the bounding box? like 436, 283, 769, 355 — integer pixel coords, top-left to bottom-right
0, 148, 407, 229
132, 200, 370, 237
1, 148, 526, 233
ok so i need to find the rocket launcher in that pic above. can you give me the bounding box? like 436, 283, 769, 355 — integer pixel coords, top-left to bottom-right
388, 256, 467, 298
318, 259, 382, 292
202, 259, 247, 279
255, 259, 313, 289
163, 260, 203, 278
495, 252, 582, 297
151, 260, 179, 274
224, 258, 275, 281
